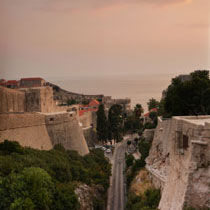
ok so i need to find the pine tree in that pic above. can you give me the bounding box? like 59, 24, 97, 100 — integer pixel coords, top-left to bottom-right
96, 104, 108, 143
108, 104, 123, 143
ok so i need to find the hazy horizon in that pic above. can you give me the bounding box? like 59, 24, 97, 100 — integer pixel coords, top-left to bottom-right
1, 0, 210, 79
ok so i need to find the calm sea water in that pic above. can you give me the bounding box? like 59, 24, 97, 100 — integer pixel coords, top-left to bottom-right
51, 74, 175, 111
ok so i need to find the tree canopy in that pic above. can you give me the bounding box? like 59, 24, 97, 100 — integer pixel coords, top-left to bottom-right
108, 104, 123, 143
96, 104, 108, 143
147, 98, 160, 111
0, 140, 111, 210
164, 70, 210, 116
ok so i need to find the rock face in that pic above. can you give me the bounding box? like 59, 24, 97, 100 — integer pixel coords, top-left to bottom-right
143, 129, 155, 143
75, 184, 104, 210
146, 116, 210, 210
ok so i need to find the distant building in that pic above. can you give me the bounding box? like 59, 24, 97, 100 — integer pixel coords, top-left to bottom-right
79, 99, 100, 116
20, 77, 45, 88
0, 80, 19, 89
103, 96, 131, 112
143, 108, 158, 123
176, 74, 192, 82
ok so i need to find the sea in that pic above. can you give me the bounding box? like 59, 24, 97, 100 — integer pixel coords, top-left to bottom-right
50, 74, 176, 111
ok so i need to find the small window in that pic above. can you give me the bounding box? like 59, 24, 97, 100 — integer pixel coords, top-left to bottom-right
49, 118, 54, 121
183, 135, 189, 149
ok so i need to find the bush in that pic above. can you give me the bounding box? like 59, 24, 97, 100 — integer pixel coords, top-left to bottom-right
0, 141, 111, 210
126, 154, 134, 168
126, 189, 160, 210
0, 140, 24, 155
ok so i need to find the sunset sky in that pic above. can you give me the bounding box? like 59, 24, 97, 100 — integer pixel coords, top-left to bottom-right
0, 0, 209, 79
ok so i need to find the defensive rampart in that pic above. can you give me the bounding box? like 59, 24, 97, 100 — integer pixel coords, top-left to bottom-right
45, 112, 89, 155
0, 112, 89, 155
146, 116, 210, 210
0, 87, 25, 112
0, 113, 52, 150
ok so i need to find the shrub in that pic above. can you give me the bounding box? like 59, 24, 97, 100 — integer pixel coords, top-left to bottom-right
0, 140, 24, 155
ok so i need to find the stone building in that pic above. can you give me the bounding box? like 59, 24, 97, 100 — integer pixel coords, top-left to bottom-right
103, 96, 131, 112
20, 77, 45, 88
146, 116, 210, 210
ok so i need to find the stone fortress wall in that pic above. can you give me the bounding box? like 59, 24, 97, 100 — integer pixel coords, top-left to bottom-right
0, 113, 52, 150
146, 116, 210, 210
0, 86, 89, 155
78, 111, 98, 147
0, 87, 25, 113
45, 112, 89, 155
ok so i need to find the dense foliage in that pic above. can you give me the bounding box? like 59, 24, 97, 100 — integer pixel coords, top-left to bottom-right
0, 140, 111, 210
96, 104, 108, 143
147, 98, 160, 111
126, 137, 152, 188
124, 104, 144, 134
164, 70, 210, 116
126, 189, 161, 210
108, 104, 123, 143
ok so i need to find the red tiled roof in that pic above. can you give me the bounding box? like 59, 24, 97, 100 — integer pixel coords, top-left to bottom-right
89, 99, 100, 106
143, 108, 158, 117
150, 108, 158, 112
20, 77, 44, 81
6, 80, 19, 85
0, 80, 18, 86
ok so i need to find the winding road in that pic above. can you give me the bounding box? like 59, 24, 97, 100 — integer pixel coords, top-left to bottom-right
107, 137, 128, 210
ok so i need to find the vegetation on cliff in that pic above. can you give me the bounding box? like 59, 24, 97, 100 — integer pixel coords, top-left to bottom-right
164, 70, 210, 116
125, 136, 160, 210
0, 140, 111, 210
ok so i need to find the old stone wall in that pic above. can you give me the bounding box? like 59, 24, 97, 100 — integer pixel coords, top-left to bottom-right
146, 118, 173, 183
147, 116, 210, 210
0, 113, 52, 150
45, 112, 89, 156
83, 127, 98, 147
79, 112, 93, 128
0, 87, 25, 112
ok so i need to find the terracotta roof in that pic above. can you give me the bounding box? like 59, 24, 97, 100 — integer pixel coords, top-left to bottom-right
0, 80, 18, 86
89, 99, 100, 106
6, 80, 19, 85
20, 77, 44, 81
144, 108, 158, 117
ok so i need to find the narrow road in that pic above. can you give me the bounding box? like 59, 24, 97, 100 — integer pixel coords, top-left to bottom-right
107, 138, 128, 210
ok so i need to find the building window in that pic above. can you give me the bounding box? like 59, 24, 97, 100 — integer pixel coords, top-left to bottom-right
183, 135, 189, 149
49, 118, 54, 121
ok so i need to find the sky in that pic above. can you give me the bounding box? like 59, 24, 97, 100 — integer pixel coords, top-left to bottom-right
0, 0, 210, 80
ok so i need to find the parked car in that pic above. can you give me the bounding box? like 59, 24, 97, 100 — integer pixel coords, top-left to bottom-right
102, 146, 106, 151
106, 149, 111, 153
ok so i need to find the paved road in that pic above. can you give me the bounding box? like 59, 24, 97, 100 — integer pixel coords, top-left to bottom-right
108, 138, 128, 210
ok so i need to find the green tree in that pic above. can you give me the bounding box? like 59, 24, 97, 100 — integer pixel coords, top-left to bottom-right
0, 167, 53, 210
96, 104, 108, 143
164, 70, 210, 116
134, 104, 144, 118
147, 98, 160, 111
52, 183, 80, 210
67, 99, 77, 105
108, 104, 123, 143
